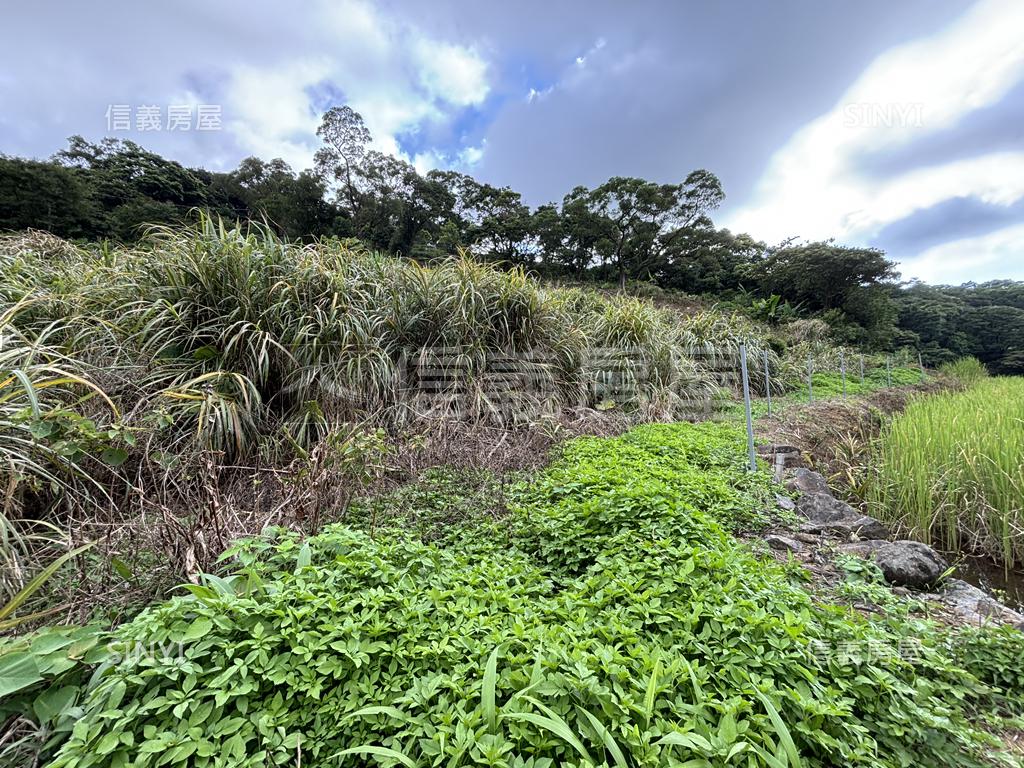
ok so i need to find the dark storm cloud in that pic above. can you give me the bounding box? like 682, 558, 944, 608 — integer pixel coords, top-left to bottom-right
854, 78, 1024, 182
398, 0, 973, 206
871, 196, 1024, 259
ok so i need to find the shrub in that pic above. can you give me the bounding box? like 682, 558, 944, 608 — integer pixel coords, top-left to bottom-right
0, 218, 734, 461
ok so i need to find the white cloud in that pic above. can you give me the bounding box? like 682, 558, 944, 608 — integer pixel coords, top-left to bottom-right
225, 59, 329, 170
900, 222, 1024, 283
220, 0, 490, 170
413, 40, 489, 106
0, 0, 491, 175
459, 142, 485, 167
411, 141, 486, 175
727, 0, 1024, 249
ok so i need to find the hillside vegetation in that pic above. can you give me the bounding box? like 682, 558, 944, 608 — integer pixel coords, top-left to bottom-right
5, 422, 1022, 768
1, 218, 840, 614
4, 218, 1019, 768
5, 116, 1024, 372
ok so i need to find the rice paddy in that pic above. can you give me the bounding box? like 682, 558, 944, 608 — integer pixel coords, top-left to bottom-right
866, 376, 1024, 568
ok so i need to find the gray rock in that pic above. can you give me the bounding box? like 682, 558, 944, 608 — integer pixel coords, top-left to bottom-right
837, 539, 889, 559
785, 468, 830, 495
775, 493, 796, 512
799, 515, 891, 541
759, 444, 802, 469
938, 579, 1024, 626
797, 492, 857, 522
795, 533, 820, 544
765, 534, 803, 553
759, 443, 800, 455
873, 540, 947, 589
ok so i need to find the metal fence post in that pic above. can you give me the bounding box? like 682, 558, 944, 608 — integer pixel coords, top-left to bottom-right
860, 354, 864, 384
763, 349, 772, 417
840, 350, 846, 398
886, 356, 891, 387
740, 344, 756, 472
807, 355, 814, 403
918, 350, 925, 381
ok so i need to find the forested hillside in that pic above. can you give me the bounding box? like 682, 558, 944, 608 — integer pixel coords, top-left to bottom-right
2, 105, 1022, 372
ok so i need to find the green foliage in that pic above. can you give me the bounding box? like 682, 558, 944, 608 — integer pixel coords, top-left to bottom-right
951, 625, 1024, 700
895, 281, 1024, 374
41, 422, 1024, 768
0, 306, 123, 607
5, 111, 1024, 366
0, 544, 95, 631
346, 467, 509, 545
0, 218, 734, 461
866, 378, 1024, 568
805, 365, 921, 398
743, 241, 899, 349
550, 173, 725, 289
0, 624, 110, 766
938, 356, 988, 384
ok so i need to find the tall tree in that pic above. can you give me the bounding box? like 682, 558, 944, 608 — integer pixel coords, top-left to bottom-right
658, 227, 763, 294
0, 156, 97, 237
224, 157, 336, 240
746, 241, 899, 347
314, 105, 371, 213
53, 136, 219, 239
587, 171, 724, 289
466, 183, 536, 265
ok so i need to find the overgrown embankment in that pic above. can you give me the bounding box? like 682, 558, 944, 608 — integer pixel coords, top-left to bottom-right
753, 375, 950, 483
0, 219, 784, 621
1, 219, 895, 624
7, 421, 1024, 768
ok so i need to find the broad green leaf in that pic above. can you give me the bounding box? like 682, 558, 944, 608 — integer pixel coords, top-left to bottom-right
183, 617, 213, 641
0, 651, 43, 697
334, 745, 417, 768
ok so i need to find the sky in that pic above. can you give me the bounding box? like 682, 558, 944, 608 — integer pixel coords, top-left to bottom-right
2, 0, 1022, 285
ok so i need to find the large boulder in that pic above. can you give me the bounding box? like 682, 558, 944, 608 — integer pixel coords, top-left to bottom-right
785, 468, 830, 495
937, 579, 1024, 628
873, 540, 947, 589
800, 515, 891, 541
797, 492, 857, 522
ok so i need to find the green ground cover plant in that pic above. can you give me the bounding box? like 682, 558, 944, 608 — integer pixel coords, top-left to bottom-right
24, 421, 1024, 768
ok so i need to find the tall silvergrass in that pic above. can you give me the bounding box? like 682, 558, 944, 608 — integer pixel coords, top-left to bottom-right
675, 309, 780, 392
939, 355, 988, 385
0, 305, 115, 603
865, 378, 1024, 568
0, 217, 771, 459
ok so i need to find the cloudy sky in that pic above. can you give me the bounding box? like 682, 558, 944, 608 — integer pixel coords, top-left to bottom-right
2, 0, 1022, 284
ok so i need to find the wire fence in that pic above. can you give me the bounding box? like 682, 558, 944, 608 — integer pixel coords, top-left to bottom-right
739, 343, 927, 472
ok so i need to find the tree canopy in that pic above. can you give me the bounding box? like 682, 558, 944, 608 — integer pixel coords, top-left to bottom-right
1, 104, 1019, 366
